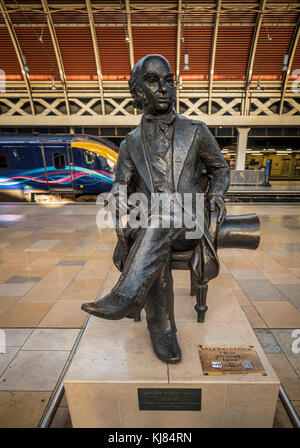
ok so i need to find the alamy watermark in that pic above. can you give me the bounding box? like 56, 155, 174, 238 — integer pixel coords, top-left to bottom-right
291, 329, 300, 354
0, 329, 6, 354
0, 69, 5, 94
96, 188, 205, 239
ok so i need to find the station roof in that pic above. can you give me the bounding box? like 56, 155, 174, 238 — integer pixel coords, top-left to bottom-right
0, 0, 300, 91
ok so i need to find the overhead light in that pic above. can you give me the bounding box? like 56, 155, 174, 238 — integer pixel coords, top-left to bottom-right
256, 77, 262, 90
282, 54, 289, 72
23, 55, 30, 73
125, 36, 130, 43
183, 53, 190, 71
51, 77, 56, 90
38, 35, 43, 44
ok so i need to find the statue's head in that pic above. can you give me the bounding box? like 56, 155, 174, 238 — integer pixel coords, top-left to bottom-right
129, 54, 176, 115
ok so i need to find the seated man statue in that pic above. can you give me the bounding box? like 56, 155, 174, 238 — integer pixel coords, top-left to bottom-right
82, 54, 230, 364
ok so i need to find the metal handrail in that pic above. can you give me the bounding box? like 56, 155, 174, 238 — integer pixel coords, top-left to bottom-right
38, 316, 91, 428
279, 384, 300, 428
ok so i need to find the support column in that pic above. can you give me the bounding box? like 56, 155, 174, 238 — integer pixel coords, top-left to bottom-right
236, 127, 250, 170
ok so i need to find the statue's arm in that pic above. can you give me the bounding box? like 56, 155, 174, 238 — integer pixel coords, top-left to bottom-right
198, 122, 230, 222
110, 138, 134, 218
110, 139, 134, 270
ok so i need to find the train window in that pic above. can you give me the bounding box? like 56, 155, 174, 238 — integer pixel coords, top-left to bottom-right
53, 152, 66, 169
0, 153, 8, 168
84, 151, 94, 165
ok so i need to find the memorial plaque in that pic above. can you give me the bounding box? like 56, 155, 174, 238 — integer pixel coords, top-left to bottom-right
138, 388, 201, 411
198, 345, 266, 375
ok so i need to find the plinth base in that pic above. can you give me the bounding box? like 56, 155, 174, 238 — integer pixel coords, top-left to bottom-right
64, 287, 279, 428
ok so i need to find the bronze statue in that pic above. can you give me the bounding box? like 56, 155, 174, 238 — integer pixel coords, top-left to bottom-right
82, 54, 257, 364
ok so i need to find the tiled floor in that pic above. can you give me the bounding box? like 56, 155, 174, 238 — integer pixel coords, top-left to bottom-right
0, 203, 299, 428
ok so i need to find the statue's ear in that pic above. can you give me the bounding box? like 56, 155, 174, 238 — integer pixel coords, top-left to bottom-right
135, 87, 147, 109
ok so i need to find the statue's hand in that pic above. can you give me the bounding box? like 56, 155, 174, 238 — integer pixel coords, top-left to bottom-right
207, 194, 226, 223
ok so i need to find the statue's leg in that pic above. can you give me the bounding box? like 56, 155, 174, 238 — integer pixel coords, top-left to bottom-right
194, 283, 208, 323
81, 225, 175, 320
144, 254, 181, 364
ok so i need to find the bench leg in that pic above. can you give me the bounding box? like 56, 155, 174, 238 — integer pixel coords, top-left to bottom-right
190, 270, 196, 296
194, 283, 208, 323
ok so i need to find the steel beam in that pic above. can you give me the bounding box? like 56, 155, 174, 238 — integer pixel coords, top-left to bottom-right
1, 114, 300, 127
176, 0, 182, 112
280, 16, 300, 114
125, 0, 135, 70
41, 0, 70, 115
0, 0, 35, 115
244, 0, 267, 115
86, 0, 105, 115
208, 0, 222, 115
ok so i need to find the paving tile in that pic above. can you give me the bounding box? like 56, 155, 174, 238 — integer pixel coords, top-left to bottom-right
218, 258, 255, 270
0, 297, 20, 317
0, 267, 22, 281
0, 347, 20, 376
271, 329, 300, 376
75, 268, 109, 281
22, 328, 79, 351
24, 240, 60, 252
50, 407, 72, 428
218, 249, 244, 258
263, 272, 300, 285
254, 329, 282, 354
57, 259, 87, 266
274, 256, 300, 269
253, 301, 300, 328
5, 276, 42, 284
2, 328, 33, 346
292, 401, 300, 418
41, 266, 81, 282
38, 300, 88, 328
241, 305, 267, 328
232, 289, 252, 306
19, 281, 70, 304
273, 400, 293, 428
237, 279, 285, 301
287, 268, 300, 278
267, 354, 300, 401
0, 283, 35, 297
0, 350, 70, 391
273, 284, 300, 309
230, 269, 265, 280
0, 391, 52, 428
0, 303, 52, 328
209, 273, 241, 290
59, 279, 103, 300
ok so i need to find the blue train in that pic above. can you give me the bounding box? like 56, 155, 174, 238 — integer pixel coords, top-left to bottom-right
0, 134, 118, 201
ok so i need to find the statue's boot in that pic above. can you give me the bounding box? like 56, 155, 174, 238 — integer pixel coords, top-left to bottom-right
81, 292, 141, 321
145, 257, 181, 364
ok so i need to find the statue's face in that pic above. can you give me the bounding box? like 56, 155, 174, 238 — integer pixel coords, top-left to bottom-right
139, 56, 175, 114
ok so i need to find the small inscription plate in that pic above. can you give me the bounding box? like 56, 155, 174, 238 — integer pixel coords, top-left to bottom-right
138, 388, 201, 411
198, 345, 266, 375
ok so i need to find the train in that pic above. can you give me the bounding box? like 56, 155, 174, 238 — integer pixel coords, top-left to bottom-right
0, 134, 118, 201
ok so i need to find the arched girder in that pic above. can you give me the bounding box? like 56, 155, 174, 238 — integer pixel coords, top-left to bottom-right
0, 0, 35, 115
86, 0, 105, 115
41, 0, 70, 116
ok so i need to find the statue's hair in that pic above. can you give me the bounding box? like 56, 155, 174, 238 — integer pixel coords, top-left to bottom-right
128, 54, 175, 110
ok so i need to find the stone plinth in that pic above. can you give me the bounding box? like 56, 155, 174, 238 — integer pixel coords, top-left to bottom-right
64, 286, 279, 428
